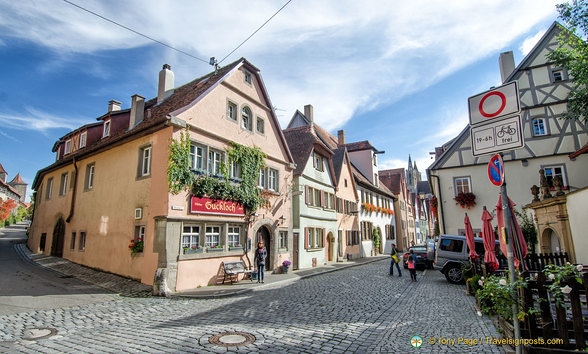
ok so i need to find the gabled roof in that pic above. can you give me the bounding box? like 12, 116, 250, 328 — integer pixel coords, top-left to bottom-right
417, 180, 431, 194
427, 125, 470, 171
282, 126, 337, 185
504, 22, 562, 83
350, 162, 395, 199
0, 162, 6, 174
0, 178, 21, 199
34, 58, 293, 189
379, 169, 404, 194
332, 147, 346, 182
10, 173, 25, 185
346, 140, 379, 152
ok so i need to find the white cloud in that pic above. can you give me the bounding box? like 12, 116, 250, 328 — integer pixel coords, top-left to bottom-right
0, 0, 558, 131
520, 30, 547, 56
379, 158, 407, 170
0, 108, 90, 134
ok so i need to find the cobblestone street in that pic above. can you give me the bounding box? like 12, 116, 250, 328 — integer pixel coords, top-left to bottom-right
0, 258, 503, 353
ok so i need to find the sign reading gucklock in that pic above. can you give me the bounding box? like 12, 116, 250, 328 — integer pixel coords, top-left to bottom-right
190, 196, 245, 216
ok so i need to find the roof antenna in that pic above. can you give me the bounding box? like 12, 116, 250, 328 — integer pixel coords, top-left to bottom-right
209, 57, 219, 73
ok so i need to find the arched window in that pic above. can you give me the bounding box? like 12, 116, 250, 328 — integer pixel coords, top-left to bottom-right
241, 106, 252, 131
533, 118, 547, 136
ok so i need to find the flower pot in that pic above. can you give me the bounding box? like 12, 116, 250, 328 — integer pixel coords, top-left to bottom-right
282, 265, 289, 274
183, 248, 203, 255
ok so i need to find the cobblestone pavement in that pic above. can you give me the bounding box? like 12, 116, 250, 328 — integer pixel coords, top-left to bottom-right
0, 258, 503, 353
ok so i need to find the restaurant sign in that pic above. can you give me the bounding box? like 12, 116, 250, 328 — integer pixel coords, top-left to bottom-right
190, 196, 245, 216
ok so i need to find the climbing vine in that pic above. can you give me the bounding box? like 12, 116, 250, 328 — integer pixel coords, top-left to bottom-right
167, 130, 268, 213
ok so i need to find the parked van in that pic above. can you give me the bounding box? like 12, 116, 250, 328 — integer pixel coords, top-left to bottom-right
434, 234, 500, 284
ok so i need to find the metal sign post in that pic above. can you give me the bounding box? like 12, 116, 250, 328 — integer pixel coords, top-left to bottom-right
499, 154, 521, 354
469, 82, 523, 354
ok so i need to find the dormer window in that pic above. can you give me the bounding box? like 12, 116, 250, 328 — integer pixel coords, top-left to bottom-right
103, 120, 111, 138
79, 131, 87, 148
312, 151, 324, 171
64, 139, 72, 155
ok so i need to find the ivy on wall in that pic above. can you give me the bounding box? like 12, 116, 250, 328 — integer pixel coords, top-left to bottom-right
167, 130, 269, 213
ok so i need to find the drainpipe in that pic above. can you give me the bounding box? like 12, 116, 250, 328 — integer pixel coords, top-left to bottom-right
66, 158, 78, 223
429, 174, 445, 234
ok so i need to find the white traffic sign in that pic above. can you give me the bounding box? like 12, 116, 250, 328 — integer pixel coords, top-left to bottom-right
468, 82, 520, 126
471, 115, 524, 156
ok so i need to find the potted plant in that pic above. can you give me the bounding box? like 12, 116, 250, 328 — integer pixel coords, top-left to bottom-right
229, 244, 242, 251
183, 245, 203, 254
129, 237, 143, 255
282, 260, 291, 273
207, 244, 224, 252
454, 192, 476, 209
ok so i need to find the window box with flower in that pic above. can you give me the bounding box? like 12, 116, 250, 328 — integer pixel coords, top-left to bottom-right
361, 203, 376, 213
183, 245, 203, 254
229, 244, 243, 251
129, 237, 144, 255
207, 245, 224, 252
454, 192, 476, 209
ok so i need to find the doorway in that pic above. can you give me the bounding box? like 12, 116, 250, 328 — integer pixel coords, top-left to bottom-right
327, 232, 335, 262
293, 232, 299, 270
256, 226, 272, 270
51, 217, 66, 257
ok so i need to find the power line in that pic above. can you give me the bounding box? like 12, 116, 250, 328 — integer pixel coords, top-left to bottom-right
62, 0, 209, 64
219, 0, 293, 64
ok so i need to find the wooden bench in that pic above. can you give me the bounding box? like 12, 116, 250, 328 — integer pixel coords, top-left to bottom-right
222, 261, 253, 284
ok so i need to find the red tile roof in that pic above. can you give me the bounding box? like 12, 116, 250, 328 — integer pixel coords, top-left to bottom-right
0, 178, 21, 199
10, 173, 25, 185
346, 140, 376, 152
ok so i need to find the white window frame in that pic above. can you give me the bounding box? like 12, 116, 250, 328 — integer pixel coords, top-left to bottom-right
205, 226, 221, 248
79, 131, 87, 148
230, 160, 242, 180
190, 144, 205, 172
182, 225, 200, 249
226, 100, 237, 122
64, 139, 72, 155
241, 106, 253, 131
454, 176, 471, 195
532, 118, 548, 136
279, 231, 287, 249
140, 146, 152, 177
256, 117, 264, 134
244, 70, 252, 85
59, 172, 68, 196
103, 120, 111, 138
543, 165, 567, 188
313, 152, 324, 171
258, 168, 267, 189
268, 168, 278, 191
87, 164, 95, 190
207, 150, 223, 176
45, 177, 53, 200
227, 226, 241, 247
135, 225, 146, 242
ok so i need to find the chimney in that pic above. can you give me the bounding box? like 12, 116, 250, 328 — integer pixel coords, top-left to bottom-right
129, 94, 145, 130
158, 64, 175, 103
499, 51, 515, 83
304, 104, 313, 123
108, 100, 121, 112
338, 130, 346, 146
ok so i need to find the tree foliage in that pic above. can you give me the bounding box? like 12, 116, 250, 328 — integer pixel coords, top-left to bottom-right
548, 0, 588, 122
514, 208, 538, 253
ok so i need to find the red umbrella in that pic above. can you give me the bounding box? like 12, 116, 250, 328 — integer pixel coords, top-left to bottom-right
496, 195, 528, 269
464, 214, 478, 260
482, 208, 499, 271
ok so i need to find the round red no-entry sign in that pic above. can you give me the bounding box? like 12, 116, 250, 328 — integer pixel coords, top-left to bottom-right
479, 91, 506, 118
488, 154, 504, 186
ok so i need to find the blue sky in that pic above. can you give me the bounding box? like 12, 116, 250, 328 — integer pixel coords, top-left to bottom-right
0, 0, 560, 201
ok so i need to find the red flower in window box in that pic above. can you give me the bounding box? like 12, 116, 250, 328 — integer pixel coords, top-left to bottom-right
454, 192, 476, 209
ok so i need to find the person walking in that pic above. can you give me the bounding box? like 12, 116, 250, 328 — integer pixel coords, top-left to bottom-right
254, 241, 267, 283
407, 249, 417, 282
390, 243, 402, 277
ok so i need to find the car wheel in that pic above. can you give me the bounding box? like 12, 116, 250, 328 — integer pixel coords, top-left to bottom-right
445, 265, 463, 284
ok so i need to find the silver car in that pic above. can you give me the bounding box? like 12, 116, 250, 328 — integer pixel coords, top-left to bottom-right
434, 234, 496, 284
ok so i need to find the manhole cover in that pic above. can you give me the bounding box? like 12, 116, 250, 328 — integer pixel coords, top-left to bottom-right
23, 328, 57, 340
209, 331, 255, 347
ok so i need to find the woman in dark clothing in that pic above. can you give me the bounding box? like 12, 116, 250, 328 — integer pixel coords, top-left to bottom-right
390, 243, 402, 277
254, 241, 267, 283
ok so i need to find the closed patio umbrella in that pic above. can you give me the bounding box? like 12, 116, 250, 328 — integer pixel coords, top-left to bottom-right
496, 195, 528, 269
482, 208, 499, 271
464, 213, 478, 260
